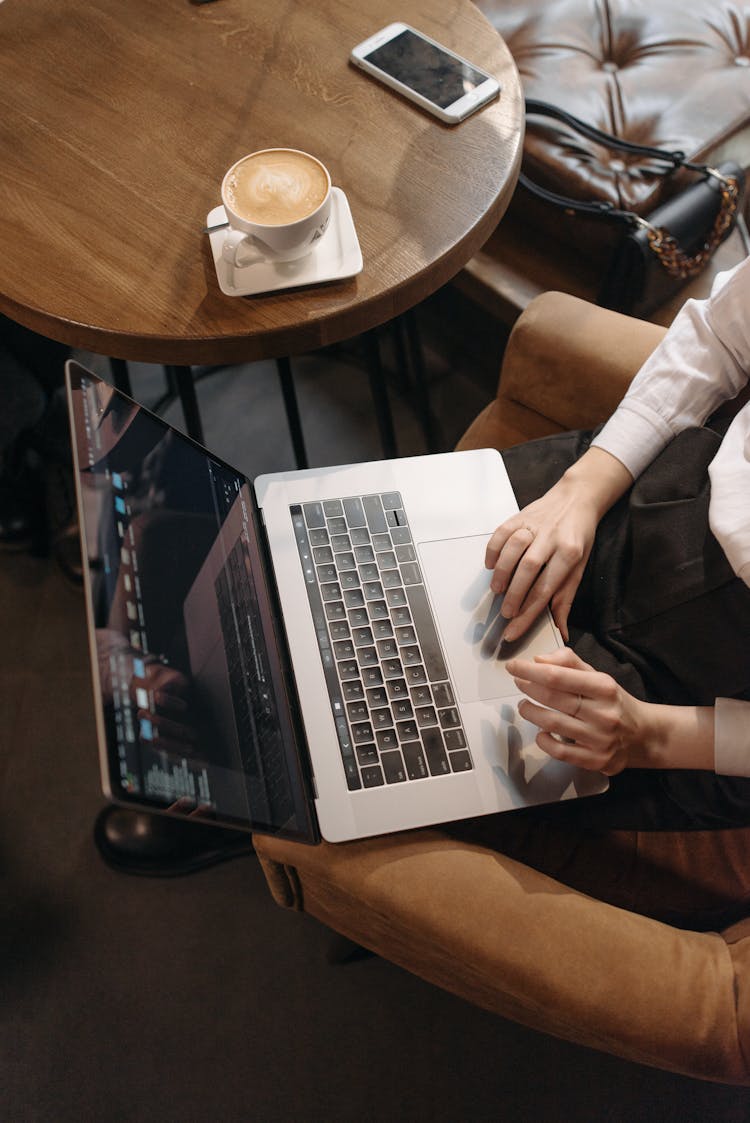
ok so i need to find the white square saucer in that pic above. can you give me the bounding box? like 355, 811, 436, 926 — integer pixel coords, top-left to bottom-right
206, 187, 363, 297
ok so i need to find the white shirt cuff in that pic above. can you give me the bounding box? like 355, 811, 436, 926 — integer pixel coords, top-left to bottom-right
714, 698, 750, 777
591, 401, 675, 480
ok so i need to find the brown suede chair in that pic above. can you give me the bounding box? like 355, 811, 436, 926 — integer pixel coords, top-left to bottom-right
254, 293, 750, 1086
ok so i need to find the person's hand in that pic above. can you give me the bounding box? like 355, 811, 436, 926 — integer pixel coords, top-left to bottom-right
485, 448, 633, 641
506, 647, 647, 776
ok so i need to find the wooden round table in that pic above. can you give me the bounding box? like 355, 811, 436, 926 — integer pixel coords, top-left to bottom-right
0, 0, 523, 369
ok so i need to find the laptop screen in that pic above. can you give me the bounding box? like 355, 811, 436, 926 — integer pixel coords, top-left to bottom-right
66, 361, 317, 842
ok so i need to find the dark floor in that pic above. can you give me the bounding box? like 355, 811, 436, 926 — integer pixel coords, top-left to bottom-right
3, 287, 749, 1122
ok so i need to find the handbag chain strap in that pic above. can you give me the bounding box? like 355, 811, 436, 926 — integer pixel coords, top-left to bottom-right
634, 172, 740, 280
522, 100, 740, 277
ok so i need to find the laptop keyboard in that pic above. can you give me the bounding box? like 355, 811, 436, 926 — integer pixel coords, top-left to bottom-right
290, 492, 472, 791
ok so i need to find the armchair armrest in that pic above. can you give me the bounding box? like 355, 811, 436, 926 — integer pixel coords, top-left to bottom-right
457, 292, 667, 452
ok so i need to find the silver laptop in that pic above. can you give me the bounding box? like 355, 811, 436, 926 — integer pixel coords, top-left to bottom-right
66, 360, 607, 845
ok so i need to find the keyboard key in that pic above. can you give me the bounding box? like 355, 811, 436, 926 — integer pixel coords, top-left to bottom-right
432, 682, 455, 707
363, 581, 384, 601
317, 563, 337, 583
385, 587, 408, 608
313, 545, 334, 564
335, 552, 356, 572
396, 719, 418, 742
331, 534, 351, 553
361, 765, 384, 788
343, 680, 364, 701
325, 601, 346, 621
391, 606, 412, 627
346, 701, 368, 722
327, 516, 347, 535
410, 684, 431, 706
309, 527, 329, 547
377, 551, 397, 570
352, 721, 374, 744
400, 562, 422, 585
340, 571, 361, 590
449, 749, 473, 772
368, 599, 389, 620
350, 527, 370, 546
356, 743, 378, 766
438, 707, 461, 729
357, 646, 379, 668
343, 589, 365, 608
395, 543, 416, 563
359, 563, 379, 582
329, 620, 350, 640
386, 509, 399, 527
422, 727, 450, 776
372, 618, 393, 639
363, 495, 387, 533
405, 664, 427, 685
354, 545, 375, 564
376, 729, 398, 751
392, 698, 414, 720
352, 626, 373, 646
390, 527, 411, 546
404, 584, 448, 683
382, 750, 407, 784
371, 706, 393, 729
444, 729, 467, 751
366, 686, 388, 709
401, 741, 428, 780
400, 645, 421, 666
323, 500, 343, 518
386, 677, 408, 699
372, 533, 391, 552
303, 502, 325, 528
382, 657, 403, 679
343, 496, 367, 526
395, 625, 417, 645
348, 607, 369, 626
333, 639, 355, 660
376, 638, 398, 659
381, 492, 402, 510
362, 667, 384, 688
415, 705, 438, 727
337, 659, 359, 680
381, 569, 401, 589
320, 582, 341, 601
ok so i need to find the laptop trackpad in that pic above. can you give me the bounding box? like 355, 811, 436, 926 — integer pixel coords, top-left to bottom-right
418, 535, 562, 704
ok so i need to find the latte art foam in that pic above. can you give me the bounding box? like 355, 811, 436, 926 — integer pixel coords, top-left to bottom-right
225, 150, 329, 226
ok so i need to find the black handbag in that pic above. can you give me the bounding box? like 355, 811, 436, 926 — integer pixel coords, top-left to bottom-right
520, 99, 744, 318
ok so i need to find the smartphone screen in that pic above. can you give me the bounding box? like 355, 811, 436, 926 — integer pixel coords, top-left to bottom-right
363, 27, 491, 110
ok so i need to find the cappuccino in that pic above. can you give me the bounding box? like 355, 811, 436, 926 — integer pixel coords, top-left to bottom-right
224, 149, 329, 227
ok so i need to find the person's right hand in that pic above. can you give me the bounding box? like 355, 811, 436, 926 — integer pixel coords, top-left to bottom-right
485, 448, 633, 642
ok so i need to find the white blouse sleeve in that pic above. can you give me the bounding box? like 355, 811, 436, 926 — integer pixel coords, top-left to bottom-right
591, 257, 750, 479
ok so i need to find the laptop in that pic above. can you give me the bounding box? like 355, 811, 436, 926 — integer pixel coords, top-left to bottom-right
66, 360, 607, 844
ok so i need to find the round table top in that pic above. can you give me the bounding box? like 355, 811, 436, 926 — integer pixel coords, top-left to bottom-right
0, 0, 523, 365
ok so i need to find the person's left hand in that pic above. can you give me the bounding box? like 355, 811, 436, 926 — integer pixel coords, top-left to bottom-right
506, 646, 646, 775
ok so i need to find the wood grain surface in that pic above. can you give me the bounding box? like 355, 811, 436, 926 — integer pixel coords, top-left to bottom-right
0, 0, 522, 363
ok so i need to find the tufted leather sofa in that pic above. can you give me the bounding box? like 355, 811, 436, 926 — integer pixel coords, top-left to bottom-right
459, 0, 750, 324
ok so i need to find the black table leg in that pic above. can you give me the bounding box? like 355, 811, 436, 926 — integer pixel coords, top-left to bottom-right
362, 331, 398, 459
164, 365, 204, 444
403, 310, 440, 453
109, 358, 132, 397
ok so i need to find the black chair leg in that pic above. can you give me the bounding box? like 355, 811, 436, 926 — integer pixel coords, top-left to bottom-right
275, 357, 309, 470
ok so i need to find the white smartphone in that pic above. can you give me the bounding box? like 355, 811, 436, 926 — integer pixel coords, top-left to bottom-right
350, 22, 501, 125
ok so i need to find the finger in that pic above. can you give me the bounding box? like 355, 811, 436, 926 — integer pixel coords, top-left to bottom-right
485, 520, 523, 568
517, 698, 600, 750
550, 566, 586, 642
534, 730, 604, 771
489, 528, 537, 596
512, 677, 587, 719
506, 652, 600, 697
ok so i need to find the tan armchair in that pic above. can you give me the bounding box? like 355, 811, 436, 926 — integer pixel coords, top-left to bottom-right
254, 293, 750, 1086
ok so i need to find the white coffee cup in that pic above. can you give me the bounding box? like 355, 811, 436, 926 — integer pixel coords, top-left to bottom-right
220, 148, 332, 267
